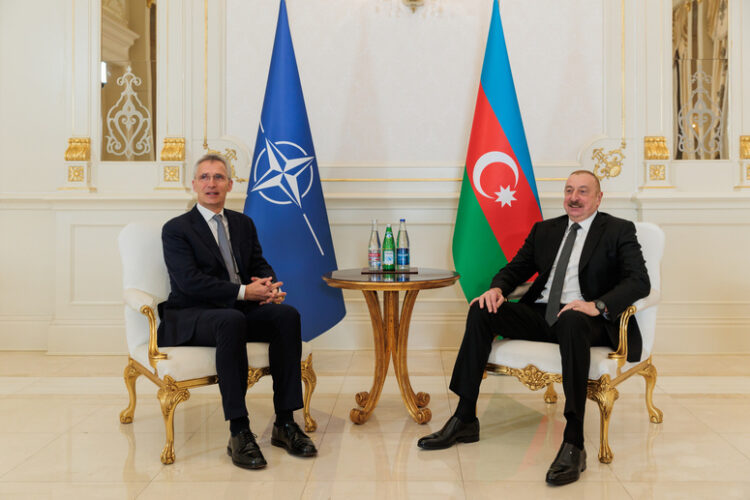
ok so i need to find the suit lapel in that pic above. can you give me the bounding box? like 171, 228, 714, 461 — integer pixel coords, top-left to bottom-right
189, 205, 225, 268
542, 217, 569, 273
225, 210, 245, 278
579, 212, 605, 270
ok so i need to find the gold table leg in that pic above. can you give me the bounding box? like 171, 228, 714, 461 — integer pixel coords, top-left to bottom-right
391, 290, 431, 423
351, 290, 390, 424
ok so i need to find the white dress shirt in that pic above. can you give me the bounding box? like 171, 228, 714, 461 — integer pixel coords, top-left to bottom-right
195, 203, 246, 300
537, 211, 598, 305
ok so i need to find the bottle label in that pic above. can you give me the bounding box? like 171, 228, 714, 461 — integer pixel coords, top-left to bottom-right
383, 250, 395, 265
397, 249, 409, 266
368, 252, 381, 270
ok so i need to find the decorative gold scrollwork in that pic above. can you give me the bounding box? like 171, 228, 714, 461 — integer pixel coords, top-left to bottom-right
64, 138, 91, 161
160, 137, 186, 161
592, 140, 626, 180
496, 364, 562, 391
644, 136, 670, 160
207, 147, 246, 182
247, 366, 271, 389
403, 0, 425, 12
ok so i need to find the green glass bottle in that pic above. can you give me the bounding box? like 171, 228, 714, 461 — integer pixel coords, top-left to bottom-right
382, 224, 395, 272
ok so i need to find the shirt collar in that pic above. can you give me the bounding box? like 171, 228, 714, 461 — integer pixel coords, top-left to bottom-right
568, 211, 597, 233
195, 203, 224, 224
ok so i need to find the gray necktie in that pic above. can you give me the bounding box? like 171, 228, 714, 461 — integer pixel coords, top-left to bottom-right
545, 222, 581, 325
213, 214, 240, 284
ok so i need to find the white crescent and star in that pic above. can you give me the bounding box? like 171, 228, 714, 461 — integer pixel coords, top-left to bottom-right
472, 151, 520, 208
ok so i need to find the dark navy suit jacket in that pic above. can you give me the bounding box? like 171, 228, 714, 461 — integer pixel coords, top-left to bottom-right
157, 205, 275, 347
490, 212, 651, 362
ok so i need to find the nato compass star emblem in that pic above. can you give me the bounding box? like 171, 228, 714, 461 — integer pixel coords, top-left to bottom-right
251, 124, 325, 255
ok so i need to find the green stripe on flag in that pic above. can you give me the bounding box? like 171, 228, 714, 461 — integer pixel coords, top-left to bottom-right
452, 168, 509, 302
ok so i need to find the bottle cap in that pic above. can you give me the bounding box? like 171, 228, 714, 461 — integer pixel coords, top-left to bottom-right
400, 218, 405, 222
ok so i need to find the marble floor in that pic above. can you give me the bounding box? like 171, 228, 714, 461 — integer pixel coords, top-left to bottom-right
1, 350, 750, 499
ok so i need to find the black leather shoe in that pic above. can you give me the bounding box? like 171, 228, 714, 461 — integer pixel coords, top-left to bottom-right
271, 422, 317, 457
546, 442, 586, 486
417, 416, 480, 450
227, 429, 267, 469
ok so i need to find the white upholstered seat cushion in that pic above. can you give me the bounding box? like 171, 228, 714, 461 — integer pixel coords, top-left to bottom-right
131, 341, 313, 381
487, 339, 637, 380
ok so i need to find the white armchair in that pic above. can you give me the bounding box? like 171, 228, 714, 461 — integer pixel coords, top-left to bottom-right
117, 222, 317, 464
486, 222, 665, 464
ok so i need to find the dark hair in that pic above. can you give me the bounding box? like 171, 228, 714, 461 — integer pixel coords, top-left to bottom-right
568, 169, 601, 193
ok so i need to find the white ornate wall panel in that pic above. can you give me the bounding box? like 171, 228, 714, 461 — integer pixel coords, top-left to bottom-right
1, 0, 750, 354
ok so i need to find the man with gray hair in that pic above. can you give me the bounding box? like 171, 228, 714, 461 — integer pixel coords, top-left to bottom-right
157, 153, 316, 470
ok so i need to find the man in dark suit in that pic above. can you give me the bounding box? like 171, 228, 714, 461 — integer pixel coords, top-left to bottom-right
158, 153, 316, 470
418, 170, 650, 486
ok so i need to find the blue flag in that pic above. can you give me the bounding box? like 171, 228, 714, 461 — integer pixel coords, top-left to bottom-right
244, 0, 345, 341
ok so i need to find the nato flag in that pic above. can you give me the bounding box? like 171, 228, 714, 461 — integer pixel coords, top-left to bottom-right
244, 0, 345, 341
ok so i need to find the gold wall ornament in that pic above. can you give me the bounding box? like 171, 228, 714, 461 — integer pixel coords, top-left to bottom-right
64, 137, 91, 161
741, 136, 750, 159
592, 140, 626, 180
163, 166, 180, 182
206, 147, 246, 182
649, 165, 666, 181
67, 166, 85, 182
403, 0, 424, 12
644, 136, 670, 160
160, 137, 186, 161
746, 165, 750, 181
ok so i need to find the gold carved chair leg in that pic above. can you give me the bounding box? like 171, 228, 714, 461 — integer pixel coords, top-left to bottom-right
543, 382, 558, 404
638, 361, 664, 423
587, 375, 619, 464
120, 358, 141, 424
157, 375, 190, 465
301, 353, 318, 432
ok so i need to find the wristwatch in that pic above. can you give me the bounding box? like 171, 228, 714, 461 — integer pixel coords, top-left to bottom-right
595, 300, 607, 316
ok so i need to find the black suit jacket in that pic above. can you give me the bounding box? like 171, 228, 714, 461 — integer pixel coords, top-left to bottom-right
157, 205, 275, 347
490, 212, 650, 362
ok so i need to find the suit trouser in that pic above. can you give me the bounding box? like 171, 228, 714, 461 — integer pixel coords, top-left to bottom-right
449, 302, 612, 437
187, 302, 303, 421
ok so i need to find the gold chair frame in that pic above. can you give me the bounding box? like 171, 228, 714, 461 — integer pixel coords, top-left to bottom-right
119, 304, 318, 465
486, 305, 663, 464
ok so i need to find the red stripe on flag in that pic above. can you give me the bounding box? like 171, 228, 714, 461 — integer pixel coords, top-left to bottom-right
465, 86, 542, 261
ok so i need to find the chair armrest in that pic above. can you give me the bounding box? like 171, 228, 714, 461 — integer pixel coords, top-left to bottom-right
633, 289, 660, 312
607, 288, 659, 369
124, 288, 157, 312
123, 288, 167, 369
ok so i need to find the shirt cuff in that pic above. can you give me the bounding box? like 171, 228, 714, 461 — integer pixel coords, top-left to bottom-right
237, 284, 246, 301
